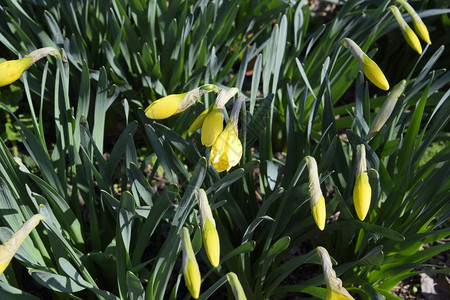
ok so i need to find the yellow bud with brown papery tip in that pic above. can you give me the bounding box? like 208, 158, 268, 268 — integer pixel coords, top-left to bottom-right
181, 227, 201, 299
353, 144, 371, 221
305, 156, 326, 230
396, 0, 431, 44
226, 272, 247, 300
317, 246, 355, 300
341, 38, 389, 91
0, 214, 45, 275
388, 5, 422, 55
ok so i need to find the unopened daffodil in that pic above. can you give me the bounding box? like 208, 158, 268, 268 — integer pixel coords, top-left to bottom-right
226, 272, 247, 300
395, 0, 431, 44
353, 145, 371, 221
209, 96, 244, 172
389, 6, 422, 54
305, 156, 326, 230
0, 47, 60, 87
181, 227, 201, 299
341, 38, 389, 91
196, 189, 220, 267
145, 84, 218, 119
317, 246, 354, 300
0, 214, 45, 275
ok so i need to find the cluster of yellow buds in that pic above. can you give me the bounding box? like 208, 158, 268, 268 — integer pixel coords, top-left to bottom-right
181, 191, 247, 299
0, 47, 61, 87
394, 0, 432, 45
388, 5, 423, 54
0, 214, 45, 275
317, 246, 355, 299
145, 86, 243, 172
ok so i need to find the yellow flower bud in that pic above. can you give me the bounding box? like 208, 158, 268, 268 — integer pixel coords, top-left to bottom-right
341, 38, 389, 91
181, 227, 201, 299
389, 6, 422, 54
0, 214, 45, 275
209, 96, 244, 172
226, 272, 247, 300
367, 80, 406, 139
0, 47, 60, 87
317, 246, 354, 300
395, 0, 431, 44
145, 84, 218, 120
195, 189, 220, 267
353, 145, 371, 221
189, 88, 238, 146
305, 156, 326, 230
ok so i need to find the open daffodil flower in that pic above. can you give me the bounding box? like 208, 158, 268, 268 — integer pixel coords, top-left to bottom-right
341, 38, 389, 91
209, 96, 244, 172
0, 47, 60, 87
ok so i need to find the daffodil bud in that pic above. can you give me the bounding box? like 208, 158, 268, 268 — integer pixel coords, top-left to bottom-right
195, 189, 220, 267
181, 227, 201, 299
353, 145, 371, 221
305, 156, 326, 230
209, 96, 244, 172
341, 38, 389, 91
226, 272, 247, 300
145, 84, 218, 119
317, 246, 354, 300
0, 214, 45, 275
367, 80, 406, 139
189, 87, 239, 146
0, 47, 60, 87
395, 0, 431, 44
389, 6, 422, 54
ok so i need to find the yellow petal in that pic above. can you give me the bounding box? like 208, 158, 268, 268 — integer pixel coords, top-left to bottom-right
0, 57, 32, 87
362, 55, 389, 91
144, 93, 186, 119
210, 123, 242, 172
312, 195, 326, 231
0, 214, 45, 275
201, 106, 223, 146
185, 259, 201, 299
203, 219, 220, 267
189, 107, 211, 132
353, 173, 371, 221
226, 272, 247, 300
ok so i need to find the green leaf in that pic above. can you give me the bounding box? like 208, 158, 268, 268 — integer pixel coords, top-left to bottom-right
126, 271, 145, 300
29, 269, 86, 293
